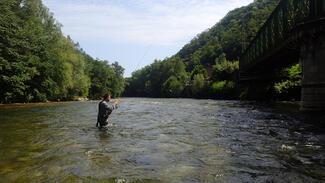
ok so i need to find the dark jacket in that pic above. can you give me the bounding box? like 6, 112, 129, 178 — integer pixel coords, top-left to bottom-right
97, 100, 117, 127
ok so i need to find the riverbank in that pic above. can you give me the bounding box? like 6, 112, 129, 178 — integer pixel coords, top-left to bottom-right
0, 99, 300, 110
0, 98, 90, 109
0, 101, 70, 109
0, 100, 89, 109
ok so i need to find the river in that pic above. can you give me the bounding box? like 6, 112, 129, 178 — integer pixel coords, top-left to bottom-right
0, 98, 324, 182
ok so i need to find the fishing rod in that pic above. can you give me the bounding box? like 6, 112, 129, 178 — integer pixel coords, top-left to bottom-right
135, 44, 152, 71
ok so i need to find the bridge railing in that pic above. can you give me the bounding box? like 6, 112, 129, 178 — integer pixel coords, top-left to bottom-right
240, 0, 325, 72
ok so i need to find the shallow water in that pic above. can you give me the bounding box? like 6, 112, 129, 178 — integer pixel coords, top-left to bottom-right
0, 98, 324, 182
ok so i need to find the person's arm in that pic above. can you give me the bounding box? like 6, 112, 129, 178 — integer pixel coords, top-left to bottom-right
111, 99, 120, 109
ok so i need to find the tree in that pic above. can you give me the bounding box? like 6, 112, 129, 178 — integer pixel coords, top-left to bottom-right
163, 76, 184, 97
191, 74, 205, 96
274, 64, 302, 101
212, 55, 239, 82
124, 0, 285, 100
0, 0, 125, 103
110, 62, 125, 97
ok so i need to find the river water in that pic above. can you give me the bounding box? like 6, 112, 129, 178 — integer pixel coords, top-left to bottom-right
0, 98, 324, 182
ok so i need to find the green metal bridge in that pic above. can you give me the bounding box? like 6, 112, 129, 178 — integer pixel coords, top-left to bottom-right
239, 0, 325, 111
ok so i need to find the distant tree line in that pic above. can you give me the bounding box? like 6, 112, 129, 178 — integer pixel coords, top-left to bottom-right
124, 0, 302, 101
0, 0, 125, 103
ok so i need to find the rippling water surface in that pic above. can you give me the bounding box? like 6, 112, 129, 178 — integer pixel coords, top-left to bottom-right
0, 98, 324, 182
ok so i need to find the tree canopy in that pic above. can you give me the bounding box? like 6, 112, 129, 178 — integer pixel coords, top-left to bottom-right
124, 0, 293, 99
0, 0, 125, 103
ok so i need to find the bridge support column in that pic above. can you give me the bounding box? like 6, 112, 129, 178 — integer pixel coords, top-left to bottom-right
301, 34, 325, 111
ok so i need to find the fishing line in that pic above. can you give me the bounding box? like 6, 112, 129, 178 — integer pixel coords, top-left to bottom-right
134, 44, 152, 71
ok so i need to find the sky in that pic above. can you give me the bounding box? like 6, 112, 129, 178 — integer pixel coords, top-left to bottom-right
43, 0, 253, 77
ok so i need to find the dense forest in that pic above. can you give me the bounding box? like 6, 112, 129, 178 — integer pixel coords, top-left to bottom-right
1, 0, 302, 103
124, 0, 302, 100
0, 0, 125, 103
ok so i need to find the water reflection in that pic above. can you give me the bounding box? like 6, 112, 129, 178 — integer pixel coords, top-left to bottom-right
0, 99, 324, 182
97, 130, 112, 145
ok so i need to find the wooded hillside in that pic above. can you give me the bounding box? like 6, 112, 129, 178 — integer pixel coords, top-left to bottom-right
124, 0, 301, 100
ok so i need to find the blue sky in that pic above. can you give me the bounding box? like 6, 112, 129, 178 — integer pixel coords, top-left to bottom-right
43, 0, 253, 77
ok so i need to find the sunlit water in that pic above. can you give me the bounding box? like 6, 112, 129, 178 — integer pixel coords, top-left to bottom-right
0, 98, 324, 182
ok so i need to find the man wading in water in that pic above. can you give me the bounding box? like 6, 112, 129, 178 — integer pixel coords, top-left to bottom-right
97, 93, 119, 130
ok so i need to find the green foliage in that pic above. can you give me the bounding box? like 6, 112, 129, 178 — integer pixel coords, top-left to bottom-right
124, 60, 165, 97
210, 81, 226, 93
209, 81, 236, 99
163, 76, 185, 97
124, 0, 279, 99
87, 60, 125, 99
88, 60, 114, 99
177, 0, 278, 61
212, 55, 239, 81
124, 57, 188, 97
191, 74, 205, 96
0, 0, 125, 103
274, 64, 302, 100
109, 62, 125, 97
287, 64, 302, 79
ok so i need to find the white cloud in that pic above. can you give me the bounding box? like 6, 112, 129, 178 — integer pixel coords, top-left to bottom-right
43, 0, 253, 46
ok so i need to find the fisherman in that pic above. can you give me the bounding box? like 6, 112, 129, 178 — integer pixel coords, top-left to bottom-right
97, 93, 119, 130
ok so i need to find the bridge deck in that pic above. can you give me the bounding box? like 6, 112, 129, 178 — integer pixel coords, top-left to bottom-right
240, 0, 325, 75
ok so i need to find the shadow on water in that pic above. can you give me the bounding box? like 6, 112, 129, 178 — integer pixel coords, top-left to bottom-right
230, 101, 325, 182
0, 99, 324, 182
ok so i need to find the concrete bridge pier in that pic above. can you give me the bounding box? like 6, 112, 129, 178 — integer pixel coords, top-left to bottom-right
301, 34, 325, 111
